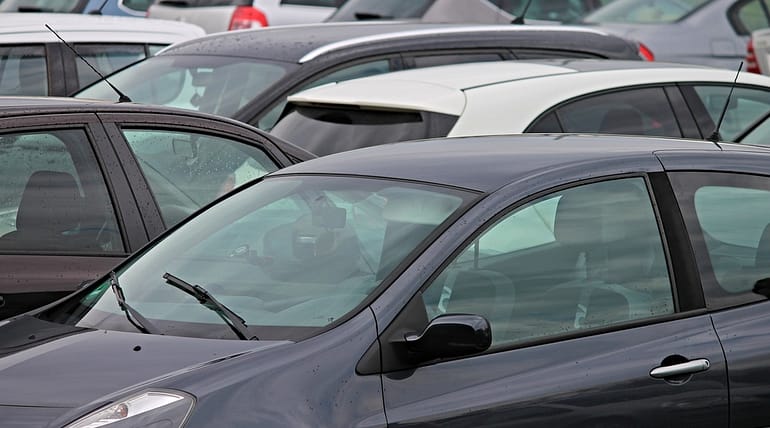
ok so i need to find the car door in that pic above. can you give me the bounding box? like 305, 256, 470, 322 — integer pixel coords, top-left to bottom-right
660, 152, 770, 427
0, 114, 146, 319
374, 175, 728, 426
98, 111, 295, 237
526, 86, 701, 139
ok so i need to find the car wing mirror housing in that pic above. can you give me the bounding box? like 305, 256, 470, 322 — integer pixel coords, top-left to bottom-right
404, 314, 492, 362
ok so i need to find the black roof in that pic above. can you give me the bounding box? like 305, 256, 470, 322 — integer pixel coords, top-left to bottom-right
271, 134, 725, 192
160, 22, 640, 62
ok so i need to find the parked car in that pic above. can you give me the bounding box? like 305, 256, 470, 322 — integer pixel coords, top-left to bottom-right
328, 0, 608, 24
580, 0, 770, 69
0, 0, 151, 15
146, 0, 346, 33
4, 134, 770, 426
0, 13, 204, 96
747, 27, 770, 75
271, 59, 770, 156
75, 22, 648, 130
0, 96, 312, 320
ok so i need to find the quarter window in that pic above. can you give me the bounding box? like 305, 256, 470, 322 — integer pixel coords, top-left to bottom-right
689, 85, 770, 142
123, 129, 279, 227
422, 177, 674, 347
0, 129, 123, 253
0, 45, 47, 96
73, 44, 147, 90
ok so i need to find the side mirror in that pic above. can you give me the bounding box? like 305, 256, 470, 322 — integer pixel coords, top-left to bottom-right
404, 314, 491, 362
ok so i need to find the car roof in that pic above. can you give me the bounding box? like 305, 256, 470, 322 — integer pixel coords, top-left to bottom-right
271, 134, 726, 192
0, 13, 205, 44
160, 22, 638, 63
286, 59, 770, 116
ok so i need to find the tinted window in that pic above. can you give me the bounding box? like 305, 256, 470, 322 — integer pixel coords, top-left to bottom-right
123, 129, 279, 227
258, 59, 392, 130
0, 129, 123, 253
0, 0, 86, 11
729, 0, 770, 35
122, 0, 154, 11
329, 0, 434, 20
584, 0, 709, 23
490, 0, 610, 22
271, 105, 458, 156
0, 45, 47, 96
77, 55, 289, 118
281, 0, 346, 5
421, 177, 673, 347
547, 87, 681, 137
690, 85, 770, 142
73, 44, 146, 90
411, 53, 504, 68
669, 172, 770, 308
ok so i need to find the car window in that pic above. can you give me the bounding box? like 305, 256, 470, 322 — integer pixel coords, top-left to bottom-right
689, 85, 770, 142
490, 0, 610, 22
258, 59, 392, 130
122, 0, 154, 11
328, 0, 434, 20
421, 177, 673, 347
534, 87, 681, 137
123, 129, 279, 227
410, 53, 504, 68
72, 44, 147, 91
669, 172, 770, 308
583, 0, 710, 23
76, 55, 289, 118
739, 113, 770, 145
0, 45, 47, 96
0, 0, 86, 11
281, 0, 346, 5
729, 0, 770, 35
271, 105, 458, 156
0, 129, 123, 253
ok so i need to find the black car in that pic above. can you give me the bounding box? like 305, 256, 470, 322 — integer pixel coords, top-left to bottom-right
75, 22, 647, 130
0, 97, 311, 320
4, 134, 770, 426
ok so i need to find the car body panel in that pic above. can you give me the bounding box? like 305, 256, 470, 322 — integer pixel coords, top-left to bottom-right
752, 28, 770, 75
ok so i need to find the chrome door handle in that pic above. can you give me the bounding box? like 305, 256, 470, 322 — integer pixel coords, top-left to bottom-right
650, 358, 710, 379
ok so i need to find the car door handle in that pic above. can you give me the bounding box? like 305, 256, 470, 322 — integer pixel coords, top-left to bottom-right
650, 358, 710, 379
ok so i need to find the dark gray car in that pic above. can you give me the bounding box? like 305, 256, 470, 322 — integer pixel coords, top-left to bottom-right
3, 134, 770, 426
75, 22, 647, 130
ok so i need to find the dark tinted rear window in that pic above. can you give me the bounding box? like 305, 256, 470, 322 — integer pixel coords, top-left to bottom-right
328, 0, 434, 20
271, 104, 457, 156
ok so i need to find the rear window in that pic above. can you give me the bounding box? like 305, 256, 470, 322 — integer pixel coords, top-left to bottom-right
583, 0, 710, 23
282, 0, 346, 6
328, 0, 434, 20
153, 0, 250, 6
271, 104, 457, 156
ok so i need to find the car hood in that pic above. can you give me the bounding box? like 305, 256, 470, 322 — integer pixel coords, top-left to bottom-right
0, 316, 288, 410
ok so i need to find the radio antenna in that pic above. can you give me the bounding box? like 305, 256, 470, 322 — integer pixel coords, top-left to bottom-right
708, 61, 743, 143
45, 24, 131, 103
512, 0, 533, 24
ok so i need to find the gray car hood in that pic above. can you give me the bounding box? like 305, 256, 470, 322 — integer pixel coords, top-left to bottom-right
0, 317, 288, 410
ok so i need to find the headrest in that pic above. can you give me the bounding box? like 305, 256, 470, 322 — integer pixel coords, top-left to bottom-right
16, 171, 82, 233
599, 107, 644, 134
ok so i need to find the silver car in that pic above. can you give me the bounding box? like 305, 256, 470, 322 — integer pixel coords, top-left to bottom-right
582, 0, 769, 69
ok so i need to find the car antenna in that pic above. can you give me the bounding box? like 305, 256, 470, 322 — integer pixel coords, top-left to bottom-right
87, 0, 109, 14
44, 24, 132, 103
708, 61, 743, 143
512, 0, 534, 24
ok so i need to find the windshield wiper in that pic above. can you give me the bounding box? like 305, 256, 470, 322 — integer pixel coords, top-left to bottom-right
163, 272, 256, 340
110, 271, 160, 335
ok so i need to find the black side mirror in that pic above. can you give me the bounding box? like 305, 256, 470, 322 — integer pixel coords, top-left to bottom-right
404, 314, 491, 362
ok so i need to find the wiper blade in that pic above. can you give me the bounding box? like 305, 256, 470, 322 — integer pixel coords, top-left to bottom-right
110, 271, 160, 335
163, 272, 256, 340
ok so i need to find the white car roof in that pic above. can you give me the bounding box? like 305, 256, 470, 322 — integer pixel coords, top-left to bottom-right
0, 13, 205, 44
286, 60, 770, 135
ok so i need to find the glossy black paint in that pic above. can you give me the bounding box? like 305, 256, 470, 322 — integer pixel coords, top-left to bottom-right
0, 97, 311, 320
7, 135, 770, 426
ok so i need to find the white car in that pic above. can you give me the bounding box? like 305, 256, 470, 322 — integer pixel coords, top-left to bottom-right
271, 59, 770, 156
147, 0, 345, 34
0, 13, 204, 96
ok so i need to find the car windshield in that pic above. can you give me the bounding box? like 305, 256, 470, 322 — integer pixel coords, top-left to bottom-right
45, 175, 472, 340
75, 55, 291, 118
0, 0, 85, 11
328, 0, 434, 20
583, 0, 710, 23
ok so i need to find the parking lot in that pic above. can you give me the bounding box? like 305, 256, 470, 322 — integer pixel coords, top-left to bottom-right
1, 0, 770, 426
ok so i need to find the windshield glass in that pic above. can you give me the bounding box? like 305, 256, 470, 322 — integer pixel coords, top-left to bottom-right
328, 0, 434, 20
75, 55, 290, 118
0, 0, 85, 11
47, 175, 472, 340
583, 0, 710, 23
